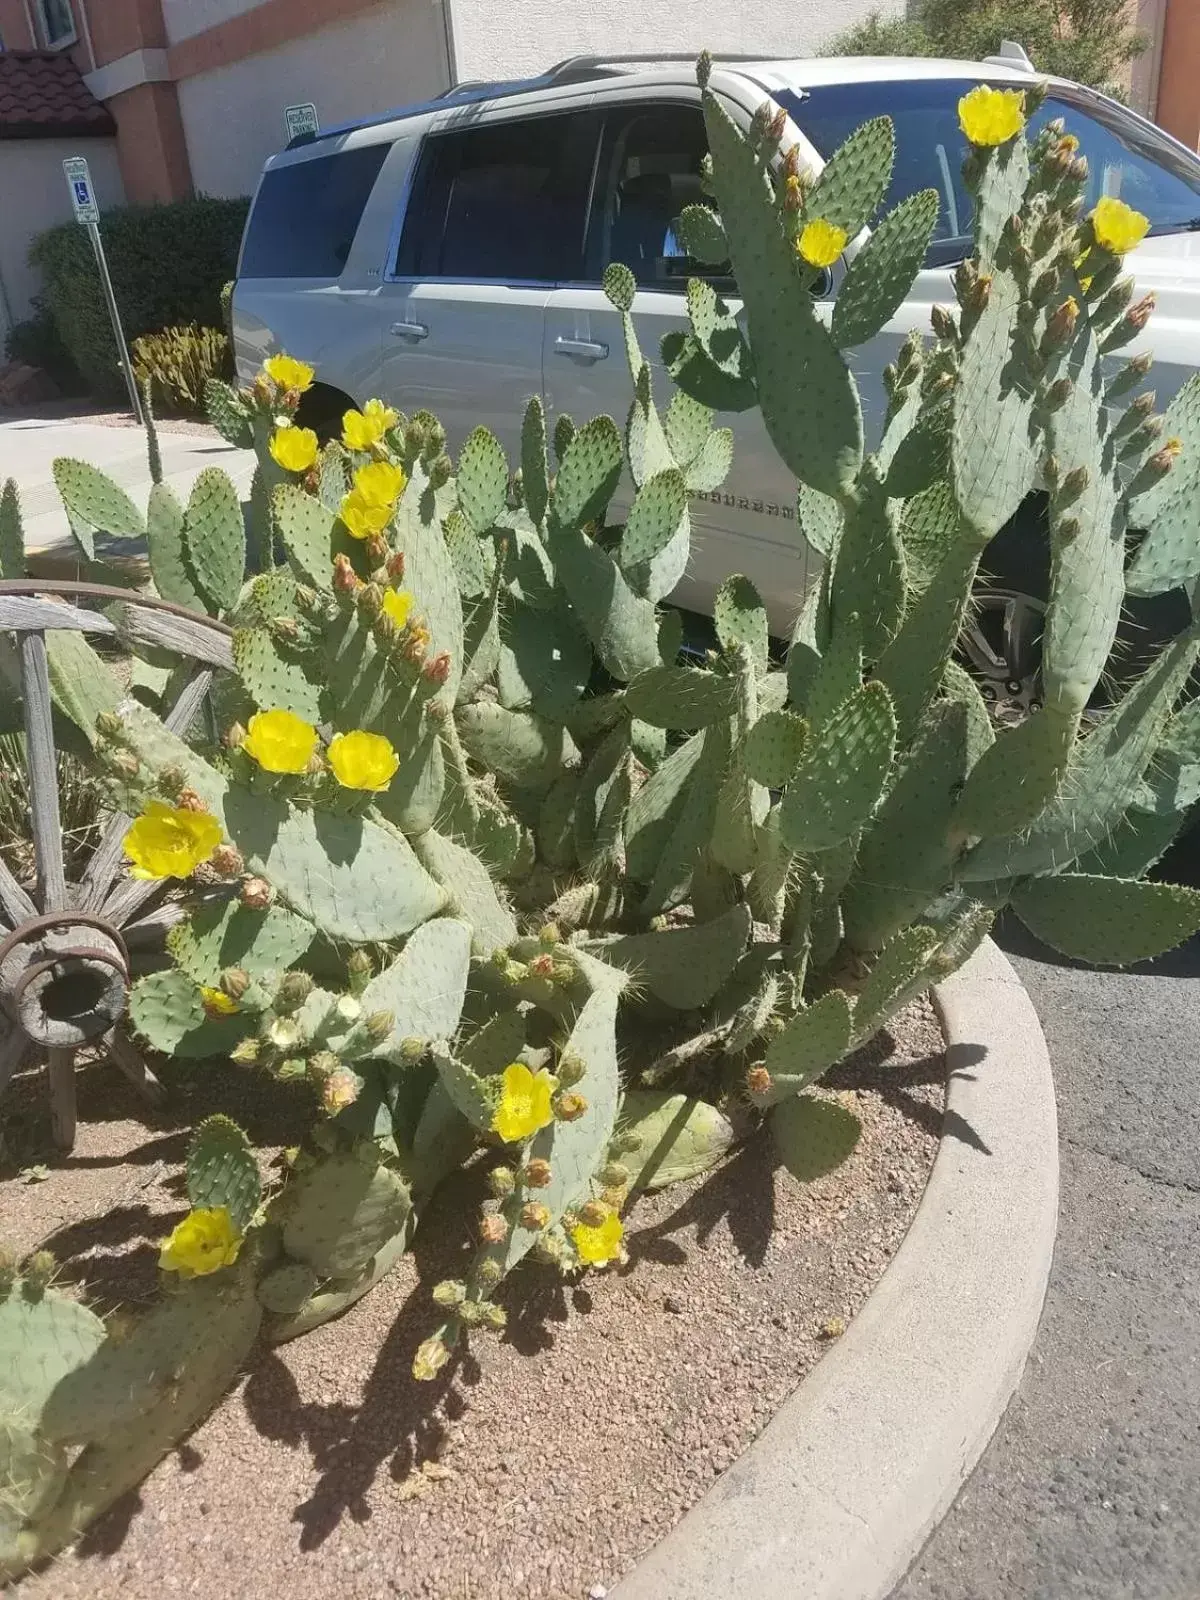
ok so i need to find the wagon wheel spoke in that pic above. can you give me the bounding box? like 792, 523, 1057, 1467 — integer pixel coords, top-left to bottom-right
91, 665, 216, 921
0, 1024, 29, 1099
20, 630, 67, 913
104, 1027, 166, 1108
46, 1047, 77, 1149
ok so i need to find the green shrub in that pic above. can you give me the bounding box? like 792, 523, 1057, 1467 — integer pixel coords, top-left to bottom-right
29, 195, 248, 401
132, 323, 231, 416
3, 295, 84, 394
830, 0, 1146, 91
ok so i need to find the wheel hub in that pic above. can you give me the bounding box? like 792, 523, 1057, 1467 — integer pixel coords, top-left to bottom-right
0, 911, 130, 1048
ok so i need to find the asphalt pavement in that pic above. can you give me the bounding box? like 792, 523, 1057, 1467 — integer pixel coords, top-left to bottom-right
892, 855, 1200, 1600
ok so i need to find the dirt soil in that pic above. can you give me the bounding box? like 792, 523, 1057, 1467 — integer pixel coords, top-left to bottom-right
2, 998, 945, 1600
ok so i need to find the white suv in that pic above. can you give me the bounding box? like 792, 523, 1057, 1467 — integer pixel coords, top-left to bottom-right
232, 48, 1200, 701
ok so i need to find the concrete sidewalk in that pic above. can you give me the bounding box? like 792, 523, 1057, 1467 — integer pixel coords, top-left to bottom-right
0, 415, 256, 559
892, 908, 1200, 1600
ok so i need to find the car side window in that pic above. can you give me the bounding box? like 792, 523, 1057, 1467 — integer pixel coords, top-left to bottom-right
241, 143, 390, 279
591, 103, 732, 290
392, 109, 600, 283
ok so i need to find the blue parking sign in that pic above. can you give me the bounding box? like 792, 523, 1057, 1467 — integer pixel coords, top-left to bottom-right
63, 156, 100, 224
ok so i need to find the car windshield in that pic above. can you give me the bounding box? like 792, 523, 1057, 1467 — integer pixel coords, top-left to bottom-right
775, 77, 1200, 266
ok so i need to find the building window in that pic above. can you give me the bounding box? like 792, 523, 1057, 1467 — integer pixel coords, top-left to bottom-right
37, 0, 77, 49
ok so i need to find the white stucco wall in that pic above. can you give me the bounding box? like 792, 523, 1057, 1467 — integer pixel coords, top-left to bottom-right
161, 0, 273, 47
447, 0, 908, 82
174, 0, 450, 197
0, 136, 125, 344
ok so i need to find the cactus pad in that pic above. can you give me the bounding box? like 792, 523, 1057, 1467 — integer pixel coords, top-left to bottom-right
779, 682, 896, 853
280, 1153, 412, 1280
618, 1091, 735, 1190
184, 467, 246, 613
1011, 873, 1200, 967
771, 1095, 862, 1181
186, 1115, 262, 1231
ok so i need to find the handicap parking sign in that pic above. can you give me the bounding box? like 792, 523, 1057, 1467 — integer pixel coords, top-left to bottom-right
63, 156, 100, 224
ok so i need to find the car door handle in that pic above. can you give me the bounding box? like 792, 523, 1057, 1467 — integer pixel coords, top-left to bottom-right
554, 336, 609, 362
390, 320, 429, 341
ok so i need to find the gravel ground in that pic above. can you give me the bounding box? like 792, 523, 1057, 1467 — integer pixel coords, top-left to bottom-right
4, 999, 944, 1600
0, 400, 219, 440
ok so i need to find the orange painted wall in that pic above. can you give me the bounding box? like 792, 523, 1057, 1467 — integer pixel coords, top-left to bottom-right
110, 79, 191, 202
1157, 0, 1200, 150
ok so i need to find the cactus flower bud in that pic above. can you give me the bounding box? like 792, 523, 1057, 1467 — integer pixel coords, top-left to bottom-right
523, 1158, 553, 1188
520, 1202, 551, 1231
1067, 156, 1089, 185
240, 875, 273, 909
1059, 466, 1089, 503
364, 533, 390, 567
404, 419, 429, 456
458, 1298, 486, 1327
268, 615, 299, 642
347, 947, 373, 981
109, 748, 141, 779
360, 1008, 393, 1044
751, 101, 772, 136
220, 966, 250, 1001
556, 1053, 585, 1088
1130, 437, 1182, 493
1041, 295, 1079, 354
225, 721, 247, 750
610, 1130, 642, 1156
1127, 390, 1157, 421
488, 1166, 516, 1199
527, 952, 556, 980
229, 1037, 260, 1065
412, 1335, 451, 1381
696, 48, 712, 88
307, 1049, 340, 1082
156, 764, 187, 798
767, 104, 787, 144
209, 842, 244, 877
476, 1257, 503, 1288
930, 304, 957, 341
397, 1035, 425, 1063
555, 1091, 588, 1122
578, 1200, 610, 1228
332, 553, 360, 593
480, 1212, 509, 1245
1044, 377, 1073, 411
599, 1162, 629, 1188
175, 787, 206, 814
96, 711, 124, 739
746, 1063, 773, 1097
274, 971, 314, 1014
1057, 516, 1081, 544
335, 994, 361, 1025
428, 453, 453, 489
480, 1301, 507, 1331
422, 650, 452, 687
432, 1279, 466, 1308
783, 172, 803, 212
1125, 293, 1156, 332
384, 550, 406, 583
532, 1233, 564, 1265
321, 1067, 360, 1114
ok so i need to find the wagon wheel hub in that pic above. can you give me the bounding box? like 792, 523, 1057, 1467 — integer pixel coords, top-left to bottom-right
0, 911, 129, 1048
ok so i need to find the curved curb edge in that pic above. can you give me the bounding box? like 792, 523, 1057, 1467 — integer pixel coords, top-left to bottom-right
611, 939, 1059, 1600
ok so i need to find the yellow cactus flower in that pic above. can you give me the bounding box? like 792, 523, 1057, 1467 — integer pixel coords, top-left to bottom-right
159, 1206, 242, 1277
268, 424, 319, 474
200, 986, 239, 1016
354, 459, 407, 507
796, 217, 848, 269
1090, 195, 1150, 256
263, 353, 315, 393
382, 588, 415, 629
123, 800, 222, 881
571, 1209, 624, 1266
492, 1061, 558, 1143
339, 487, 395, 540
342, 398, 399, 451
327, 729, 400, 791
243, 708, 319, 774
958, 85, 1026, 147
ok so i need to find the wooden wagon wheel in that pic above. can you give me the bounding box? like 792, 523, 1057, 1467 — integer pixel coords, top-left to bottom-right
0, 579, 234, 1151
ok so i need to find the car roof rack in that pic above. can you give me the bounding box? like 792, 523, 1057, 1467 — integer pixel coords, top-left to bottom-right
296, 51, 789, 149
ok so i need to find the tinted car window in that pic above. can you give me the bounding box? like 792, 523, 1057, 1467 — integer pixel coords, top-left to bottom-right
591, 103, 731, 288
394, 110, 600, 282
777, 79, 1200, 265
241, 143, 389, 278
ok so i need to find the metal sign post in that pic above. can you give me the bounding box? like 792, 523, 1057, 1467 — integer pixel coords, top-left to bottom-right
284, 102, 319, 142
62, 157, 143, 424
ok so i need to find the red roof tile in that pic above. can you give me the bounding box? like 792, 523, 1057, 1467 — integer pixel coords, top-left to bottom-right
0, 50, 115, 140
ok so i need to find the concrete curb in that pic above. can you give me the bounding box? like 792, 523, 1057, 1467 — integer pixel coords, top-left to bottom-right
612, 939, 1058, 1600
